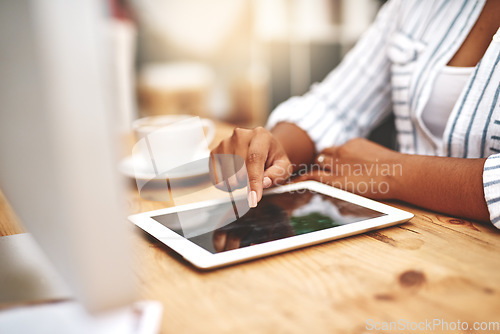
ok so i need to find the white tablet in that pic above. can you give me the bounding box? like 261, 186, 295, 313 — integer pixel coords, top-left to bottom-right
129, 181, 413, 269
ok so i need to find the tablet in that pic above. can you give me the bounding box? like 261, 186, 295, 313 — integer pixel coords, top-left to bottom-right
129, 181, 413, 269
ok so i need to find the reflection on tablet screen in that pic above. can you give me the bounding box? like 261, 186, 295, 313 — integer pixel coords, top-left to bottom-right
151, 190, 385, 253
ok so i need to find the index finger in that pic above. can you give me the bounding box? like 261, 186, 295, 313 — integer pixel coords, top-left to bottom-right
246, 135, 271, 207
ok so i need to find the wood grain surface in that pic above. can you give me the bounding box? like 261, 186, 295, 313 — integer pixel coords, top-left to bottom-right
2, 121, 500, 334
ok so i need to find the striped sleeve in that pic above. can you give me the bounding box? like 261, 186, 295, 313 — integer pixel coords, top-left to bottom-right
266, 0, 401, 152
483, 154, 500, 228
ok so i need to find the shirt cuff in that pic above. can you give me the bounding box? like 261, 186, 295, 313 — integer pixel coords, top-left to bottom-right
483, 154, 500, 228
265, 94, 347, 153
265, 96, 324, 152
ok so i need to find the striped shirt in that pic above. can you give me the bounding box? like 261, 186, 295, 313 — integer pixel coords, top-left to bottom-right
267, 0, 500, 228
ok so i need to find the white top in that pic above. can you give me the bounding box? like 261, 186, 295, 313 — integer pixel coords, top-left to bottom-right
266, 0, 500, 228
421, 66, 474, 142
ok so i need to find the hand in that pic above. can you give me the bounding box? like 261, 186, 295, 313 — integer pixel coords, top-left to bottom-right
295, 138, 403, 199
210, 127, 293, 207
213, 228, 243, 252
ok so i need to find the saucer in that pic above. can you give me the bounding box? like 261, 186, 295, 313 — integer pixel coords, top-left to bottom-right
119, 155, 210, 182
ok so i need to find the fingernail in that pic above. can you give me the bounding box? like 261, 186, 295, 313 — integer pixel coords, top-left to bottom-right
248, 191, 257, 208
317, 154, 325, 164
263, 176, 272, 188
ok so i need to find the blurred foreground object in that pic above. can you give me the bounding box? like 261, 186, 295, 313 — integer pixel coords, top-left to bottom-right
0, 0, 160, 331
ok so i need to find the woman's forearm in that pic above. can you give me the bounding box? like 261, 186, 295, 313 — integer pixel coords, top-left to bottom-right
392, 154, 490, 222
297, 138, 491, 222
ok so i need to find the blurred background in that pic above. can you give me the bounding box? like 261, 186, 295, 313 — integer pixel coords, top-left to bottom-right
110, 0, 385, 130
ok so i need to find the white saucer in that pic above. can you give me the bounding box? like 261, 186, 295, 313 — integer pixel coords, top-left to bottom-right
119, 155, 210, 182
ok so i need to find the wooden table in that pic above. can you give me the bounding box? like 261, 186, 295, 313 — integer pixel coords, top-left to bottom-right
1, 121, 500, 334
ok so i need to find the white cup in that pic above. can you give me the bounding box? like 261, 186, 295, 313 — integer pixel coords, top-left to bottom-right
131, 115, 215, 176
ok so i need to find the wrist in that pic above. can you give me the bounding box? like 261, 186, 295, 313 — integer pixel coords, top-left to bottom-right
271, 122, 316, 168
385, 152, 411, 200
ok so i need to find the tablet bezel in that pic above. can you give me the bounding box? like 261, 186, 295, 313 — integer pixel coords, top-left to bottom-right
128, 181, 414, 269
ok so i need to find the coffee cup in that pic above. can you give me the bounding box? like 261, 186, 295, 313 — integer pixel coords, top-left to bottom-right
131, 115, 215, 176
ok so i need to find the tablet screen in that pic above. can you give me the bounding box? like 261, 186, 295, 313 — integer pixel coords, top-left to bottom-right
151, 190, 385, 253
